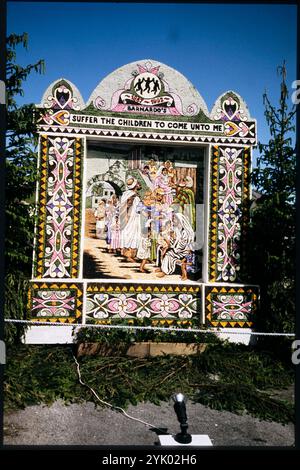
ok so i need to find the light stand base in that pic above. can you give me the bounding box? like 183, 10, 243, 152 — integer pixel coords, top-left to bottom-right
158, 434, 213, 446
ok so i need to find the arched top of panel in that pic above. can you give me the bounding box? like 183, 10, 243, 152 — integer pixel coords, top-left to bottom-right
209, 90, 255, 140
210, 90, 253, 121
86, 59, 210, 118
38, 78, 85, 111
36, 60, 257, 146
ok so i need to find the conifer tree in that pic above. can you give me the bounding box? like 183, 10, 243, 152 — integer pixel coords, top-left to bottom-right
5, 33, 44, 342
249, 63, 296, 336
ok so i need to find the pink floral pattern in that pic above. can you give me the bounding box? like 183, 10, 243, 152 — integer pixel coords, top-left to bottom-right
86, 285, 199, 322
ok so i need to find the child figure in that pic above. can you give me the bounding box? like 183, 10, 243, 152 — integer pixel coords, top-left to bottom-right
155, 222, 175, 270
148, 159, 158, 183
137, 192, 154, 273
155, 167, 173, 205
94, 200, 106, 239
179, 251, 194, 281
137, 230, 152, 273
110, 215, 121, 253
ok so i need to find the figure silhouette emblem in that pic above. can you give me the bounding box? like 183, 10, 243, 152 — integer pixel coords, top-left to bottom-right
133, 72, 162, 99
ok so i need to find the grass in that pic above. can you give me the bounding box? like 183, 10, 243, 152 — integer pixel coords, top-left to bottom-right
4, 342, 295, 424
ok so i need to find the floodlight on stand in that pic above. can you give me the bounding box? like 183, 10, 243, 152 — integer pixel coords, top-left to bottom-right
172, 393, 192, 444
157, 394, 213, 446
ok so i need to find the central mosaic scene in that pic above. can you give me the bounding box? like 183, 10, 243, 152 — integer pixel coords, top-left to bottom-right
83, 143, 205, 282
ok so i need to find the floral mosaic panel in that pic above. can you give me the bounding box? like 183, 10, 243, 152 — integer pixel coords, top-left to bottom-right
28, 282, 83, 323
208, 145, 250, 282
210, 91, 256, 139
86, 284, 201, 324
205, 286, 258, 328
34, 135, 83, 278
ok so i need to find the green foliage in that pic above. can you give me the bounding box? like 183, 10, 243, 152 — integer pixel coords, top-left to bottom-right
74, 319, 221, 345
4, 273, 30, 344
6, 33, 44, 273
5, 33, 44, 343
4, 344, 294, 424
248, 63, 296, 336
4, 346, 82, 408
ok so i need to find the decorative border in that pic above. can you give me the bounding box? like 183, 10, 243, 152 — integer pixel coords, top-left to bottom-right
34, 135, 83, 278
208, 145, 250, 282
26, 281, 259, 329
28, 282, 83, 323
205, 285, 258, 328
36, 125, 256, 146
86, 283, 201, 325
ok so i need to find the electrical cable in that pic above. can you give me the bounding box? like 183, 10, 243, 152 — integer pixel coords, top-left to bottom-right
72, 352, 166, 433
4, 319, 296, 337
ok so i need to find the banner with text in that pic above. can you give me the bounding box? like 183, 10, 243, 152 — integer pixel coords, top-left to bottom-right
70, 114, 224, 133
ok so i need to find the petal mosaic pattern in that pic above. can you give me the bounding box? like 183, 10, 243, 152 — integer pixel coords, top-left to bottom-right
34, 135, 83, 278
208, 145, 250, 282
26, 62, 259, 336
28, 282, 83, 323
205, 285, 258, 328
86, 284, 201, 324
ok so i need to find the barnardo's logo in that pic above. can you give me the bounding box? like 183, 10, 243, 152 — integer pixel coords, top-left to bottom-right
118, 66, 174, 110
108, 62, 191, 116
133, 71, 162, 99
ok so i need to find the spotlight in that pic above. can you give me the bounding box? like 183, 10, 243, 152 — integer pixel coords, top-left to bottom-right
172, 393, 192, 444
157, 393, 213, 446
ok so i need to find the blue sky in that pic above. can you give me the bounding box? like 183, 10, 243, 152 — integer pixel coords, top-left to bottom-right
7, 2, 297, 164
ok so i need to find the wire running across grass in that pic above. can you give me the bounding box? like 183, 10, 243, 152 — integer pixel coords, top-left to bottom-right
4, 318, 296, 337
72, 352, 167, 434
